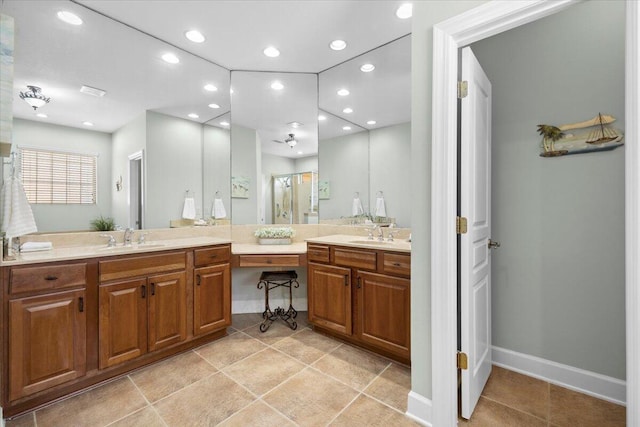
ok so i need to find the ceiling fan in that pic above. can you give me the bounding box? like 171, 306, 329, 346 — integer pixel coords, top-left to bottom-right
272, 133, 298, 148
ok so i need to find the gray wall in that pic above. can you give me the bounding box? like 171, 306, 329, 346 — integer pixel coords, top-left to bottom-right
231, 124, 260, 224
262, 153, 295, 224
294, 155, 318, 173
203, 124, 230, 219
10, 119, 112, 232
471, 0, 625, 379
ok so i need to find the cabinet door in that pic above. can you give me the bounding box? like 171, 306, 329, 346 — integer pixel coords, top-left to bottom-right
9, 289, 86, 401
148, 271, 187, 351
194, 264, 231, 336
356, 271, 410, 358
308, 263, 352, 335
99, 278, 147, 369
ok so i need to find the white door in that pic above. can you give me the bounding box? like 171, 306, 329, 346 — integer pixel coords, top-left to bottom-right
460, 46, 493, 419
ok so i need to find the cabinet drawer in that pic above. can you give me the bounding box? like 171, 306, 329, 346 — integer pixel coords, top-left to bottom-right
333, 247, 377, 271
194, 245, 231, 267
99, 251, 186, 282
381, 253, 411, 277
10, 263, 87, 294
307, 244, 330, 263
236, 254, 301, 267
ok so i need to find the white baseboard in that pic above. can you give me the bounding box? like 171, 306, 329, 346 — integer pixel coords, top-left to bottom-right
492, 346, 626, 405
405, 391, 432, 426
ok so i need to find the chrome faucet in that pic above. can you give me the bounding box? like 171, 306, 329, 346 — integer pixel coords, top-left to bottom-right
123, 228, 134, 246
377, 226, 385, 241
100, 234, 116, 247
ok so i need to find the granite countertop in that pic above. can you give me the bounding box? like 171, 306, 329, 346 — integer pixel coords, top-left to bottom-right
305, 234, 411, 253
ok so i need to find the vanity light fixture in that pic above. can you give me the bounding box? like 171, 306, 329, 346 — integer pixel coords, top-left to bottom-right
318, 114, 327, 121
188, 113, 199, 119
57, 11, 83, 25
330, 40, 347, 51
263, 46, 280, 58
360, 63, 375, 72
343, 107, 353, 114
204, 84, 218, 92
396, 3, 413, 19
367, 120, 377, 125
337, 89, 350, 96
185, 30, 205, 43
208, 103, 220, 109
271, 81, 284, 90
19, 86, 50, 110
343, 126, 352, 131
82, 121, 94, 127
161, 53, 180, 64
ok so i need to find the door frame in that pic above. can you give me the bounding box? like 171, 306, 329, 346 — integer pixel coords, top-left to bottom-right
128, 150, 144, 229
430, 1, 639, 426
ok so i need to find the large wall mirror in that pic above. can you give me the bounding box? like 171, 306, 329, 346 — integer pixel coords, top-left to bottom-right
3, 1, 231, 232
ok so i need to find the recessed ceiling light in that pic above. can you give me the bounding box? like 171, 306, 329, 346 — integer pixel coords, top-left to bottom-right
360, 63, 375, 72
80, 85, 106, 97
188, 113, 199, 119
343, 126, 352, 131
337, 89, 350, 96
204, 84, 218, 92
318, 115, 327, 121
330, 40, 347, 51
185, 30, 205, 43
343, 107, 353, 114
36, 113, 48, 118
208, 103, 220, 109
367, 120, 377, 125
82, 121, 94, 127
396, 3, 413, 19
297, 151, 303, 155
288, 121, 303, 128
220, 121, 230, 126
263, 46, 280, 57
57, 11, 83, 25
271, 81, 284, 90
162, 53, 180, 64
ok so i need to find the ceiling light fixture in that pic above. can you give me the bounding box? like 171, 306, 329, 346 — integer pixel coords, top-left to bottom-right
161, 53, 180, 64
343, 107, 353, 114
80, 85, 106, 97
297, 151, 303, 155
263, 46, 280, 57
19, 86, 50, 110
82, 121, 94, 127
330, 40, 347, 51
360, 63, 375, 72
57, 11, 83, 25
36, 113, 48, 118
285, 134, 297, 148
343, 126, 352, 131
271, 81, 284, 90
188, 113, 199, 119
396, 3, 413, 19
204, 84, 218, 92
208, 103, 220, 109
367, 120, 377, 125
185, 30, 205, 43
220, 121, 230, 126
318, 115, 327, 121
288, 121, 303, 128
337, 89, 350, 96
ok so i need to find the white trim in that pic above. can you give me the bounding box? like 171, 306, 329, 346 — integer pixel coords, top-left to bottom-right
405, 391, 432, 427
431, 1, 638, 426
492, 346, 626, 406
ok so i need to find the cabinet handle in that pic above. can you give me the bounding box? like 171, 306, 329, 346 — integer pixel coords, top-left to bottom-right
344, 275, 349, 286
357, 277, 362, 289
393, 262, 401, 267
151, 283, 155, 296
44, 275, 58, 281
196, 275, 201, 286
210, 254, 217, 259
79, 297, 84, 312
141, 285, 146, 298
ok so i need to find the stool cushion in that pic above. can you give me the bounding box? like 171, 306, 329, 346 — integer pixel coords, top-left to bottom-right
259, 270, 298, 281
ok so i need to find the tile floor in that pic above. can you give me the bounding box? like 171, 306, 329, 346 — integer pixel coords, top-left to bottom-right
5, 313, 626, 427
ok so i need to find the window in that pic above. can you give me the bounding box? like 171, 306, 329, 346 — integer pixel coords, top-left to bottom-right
20, 148, 97, 204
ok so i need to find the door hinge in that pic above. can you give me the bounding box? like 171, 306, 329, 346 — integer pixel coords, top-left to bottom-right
457, 351, 468, 370
458, 81, 468, 98
456, 216, 468, 234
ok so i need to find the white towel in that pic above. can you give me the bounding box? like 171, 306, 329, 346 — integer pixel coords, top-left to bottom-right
352, 196, 364, 216
212, 198, 227, 219
375, 196, 387, 217
1, 176, 38, 240
182, 197, 196, 220
20, 241, 53, 252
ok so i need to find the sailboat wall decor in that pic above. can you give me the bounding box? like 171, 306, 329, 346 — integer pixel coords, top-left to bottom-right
537, 113, 624, 157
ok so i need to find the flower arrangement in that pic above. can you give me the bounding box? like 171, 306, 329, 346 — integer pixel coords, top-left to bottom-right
254, 227, 295, 239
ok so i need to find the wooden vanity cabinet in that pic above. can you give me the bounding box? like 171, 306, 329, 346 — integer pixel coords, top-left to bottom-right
307, 243, 411, 363
193, 246, 231, 336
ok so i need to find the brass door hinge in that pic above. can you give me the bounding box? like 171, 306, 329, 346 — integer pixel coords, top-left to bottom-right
458, 81, 468, 98
457, 351, 468, 370
456, 216, 468, 234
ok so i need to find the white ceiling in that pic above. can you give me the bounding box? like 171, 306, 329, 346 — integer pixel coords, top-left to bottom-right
2, 0, 411, 158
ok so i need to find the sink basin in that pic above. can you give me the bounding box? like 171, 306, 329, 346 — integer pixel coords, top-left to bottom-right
348, 240, 392, 245
96, 243, 167, 252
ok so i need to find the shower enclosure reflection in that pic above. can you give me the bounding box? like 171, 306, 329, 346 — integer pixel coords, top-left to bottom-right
272, 171, 318, 225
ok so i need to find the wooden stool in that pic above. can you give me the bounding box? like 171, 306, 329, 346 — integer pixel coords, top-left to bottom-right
257, 270, 299, 332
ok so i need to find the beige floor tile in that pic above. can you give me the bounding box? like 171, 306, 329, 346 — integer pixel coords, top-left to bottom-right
459, 396, 547, 427
154, 372, 255, 426
549, 384, 626, 427
232, 313, 265, 331
481, 366, 549, 420
223, 347, 305, 395
330, 394, 419, 426
107, 407, 166, 427
365, 363, 412, 412
313, 344, 391, 391
130, 350, 217, 402
263, 368, 359, 427
5, 413, 35, 427
272, 327, 341, 364
244, 318, 300, 345
35, 377, 147, 427
217, 400, 296, 426
195, 330, 267, 369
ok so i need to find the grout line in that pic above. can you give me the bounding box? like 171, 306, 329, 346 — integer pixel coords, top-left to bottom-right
124, 375, 170, 427
479, 395, 549, 424
324, 391, 363, 426
258, 397, 302, 426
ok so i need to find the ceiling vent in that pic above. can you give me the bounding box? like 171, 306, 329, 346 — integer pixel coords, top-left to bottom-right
80, 85, 106, 97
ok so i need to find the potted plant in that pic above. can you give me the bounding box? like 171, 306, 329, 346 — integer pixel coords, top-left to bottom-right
254, 227, 295, 245
90, 215, 116, 231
